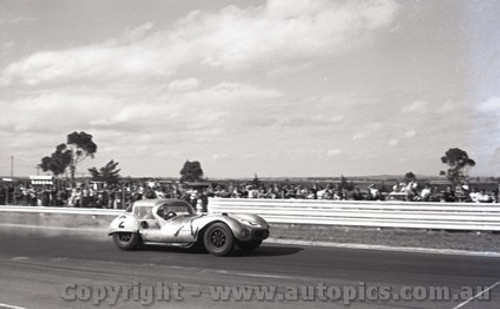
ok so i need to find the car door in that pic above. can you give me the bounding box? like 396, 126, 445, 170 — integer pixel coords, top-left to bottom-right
153, 203, 196, 243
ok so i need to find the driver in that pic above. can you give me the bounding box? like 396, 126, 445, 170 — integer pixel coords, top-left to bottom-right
152, 204, 177, 226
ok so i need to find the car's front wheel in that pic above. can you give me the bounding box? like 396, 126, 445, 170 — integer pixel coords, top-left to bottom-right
112, 232, 141, 250
238, 240, 263, 252
203, 223, 234, 256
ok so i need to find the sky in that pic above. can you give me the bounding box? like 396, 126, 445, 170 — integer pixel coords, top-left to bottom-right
0, 0, 499, 179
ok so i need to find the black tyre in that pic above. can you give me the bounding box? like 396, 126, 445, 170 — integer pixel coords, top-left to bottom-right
203, 223, 234, 256
112, 232, 141, 251
238, 240, 263, 252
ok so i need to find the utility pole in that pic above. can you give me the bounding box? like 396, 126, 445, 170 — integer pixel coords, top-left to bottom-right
10, 155, 13, 177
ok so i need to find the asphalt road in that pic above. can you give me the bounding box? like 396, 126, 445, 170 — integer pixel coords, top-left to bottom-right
0, 226, 499, 309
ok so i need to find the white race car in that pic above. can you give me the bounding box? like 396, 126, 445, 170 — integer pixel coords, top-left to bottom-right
108, 198, 270, 256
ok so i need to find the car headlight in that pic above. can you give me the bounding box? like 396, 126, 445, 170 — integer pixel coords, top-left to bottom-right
238, 218, 258, 226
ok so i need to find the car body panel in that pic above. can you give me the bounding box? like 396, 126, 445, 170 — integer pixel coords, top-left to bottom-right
109, 214, 140, 234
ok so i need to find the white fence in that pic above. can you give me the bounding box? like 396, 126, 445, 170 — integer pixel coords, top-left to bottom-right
2, 199, 500, 231
208, 198, 500, 231
0, 205, 121, 216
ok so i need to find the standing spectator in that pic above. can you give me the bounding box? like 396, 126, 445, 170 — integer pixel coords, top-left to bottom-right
95, 188, 104, 208
189, 189, 198, 207
323, 184, 334, 200
49, 186, 57, 206
404, 181, 418, 201
367, 184, 380, 200
256, 186, 268, 199
283, 185, 296, 199
295, 185, 307, 199
420, 183, 432, 201
81, 185, 89, 207
70, 187, 82, 207
310, 183, 318, 200
114, 186, 123, 209
495, 183, 500, 204
27, 185, 37, 206
316, 186, 327, 199
455, 184, 467, 202
351, 188, 363, 200
198, 189, 209, 212
14, 186, 24, 205
0, 186, 5, 205
246, 185, 258, 198
145, 187, 157, 199
88, 186, 96, 207
443, 185, 456, 202
54, 188, 64, 207
231, 185, 244, 198
41, 186, 51, 206
7, 185, 15, 204
429, 185, 441, 202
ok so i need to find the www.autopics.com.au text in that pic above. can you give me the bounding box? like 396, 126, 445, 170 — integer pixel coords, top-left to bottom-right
60, 281, 491, 306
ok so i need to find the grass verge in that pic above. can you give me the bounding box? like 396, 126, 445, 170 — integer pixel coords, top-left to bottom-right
270, 223, 500, 253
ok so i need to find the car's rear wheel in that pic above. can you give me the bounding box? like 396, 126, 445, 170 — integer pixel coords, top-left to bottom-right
238, 240, 262, 252
112, 232, 141, 250
203, 223, 234, 256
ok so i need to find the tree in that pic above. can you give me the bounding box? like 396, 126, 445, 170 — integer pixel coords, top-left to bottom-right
339, 175, 355, 191
88, 160, 121, 184
39, 131, 97, 185
404, 171, 416, 182
179, 160, 204, 183
39, 144, 72, 176
252, 173, 261, 188
440, 148, 476, 185
66, 131, 97, 184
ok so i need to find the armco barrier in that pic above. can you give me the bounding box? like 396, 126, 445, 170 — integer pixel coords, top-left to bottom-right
208, 198, 500, 231
0, 205, 122, 216
2, 199, 500, 231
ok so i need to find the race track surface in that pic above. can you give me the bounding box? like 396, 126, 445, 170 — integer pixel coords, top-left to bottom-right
0, 226, 499, 309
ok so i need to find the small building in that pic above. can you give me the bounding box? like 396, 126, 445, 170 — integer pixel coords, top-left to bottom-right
29, 175, 54, 186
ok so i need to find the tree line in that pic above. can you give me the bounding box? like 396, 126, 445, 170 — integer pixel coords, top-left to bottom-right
39, 131, 204, 186
39, 132, 476, 187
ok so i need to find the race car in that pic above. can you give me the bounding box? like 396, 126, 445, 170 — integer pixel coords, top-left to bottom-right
108, 198, 270, 256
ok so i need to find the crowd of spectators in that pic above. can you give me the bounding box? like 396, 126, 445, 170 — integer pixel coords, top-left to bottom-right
0, 181, 192, 209
387, 180, 497, 203
1, 178, 499, 208
208, 181, 499, 203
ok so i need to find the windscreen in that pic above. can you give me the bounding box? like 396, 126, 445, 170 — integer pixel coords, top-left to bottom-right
162, 201, 195, 216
